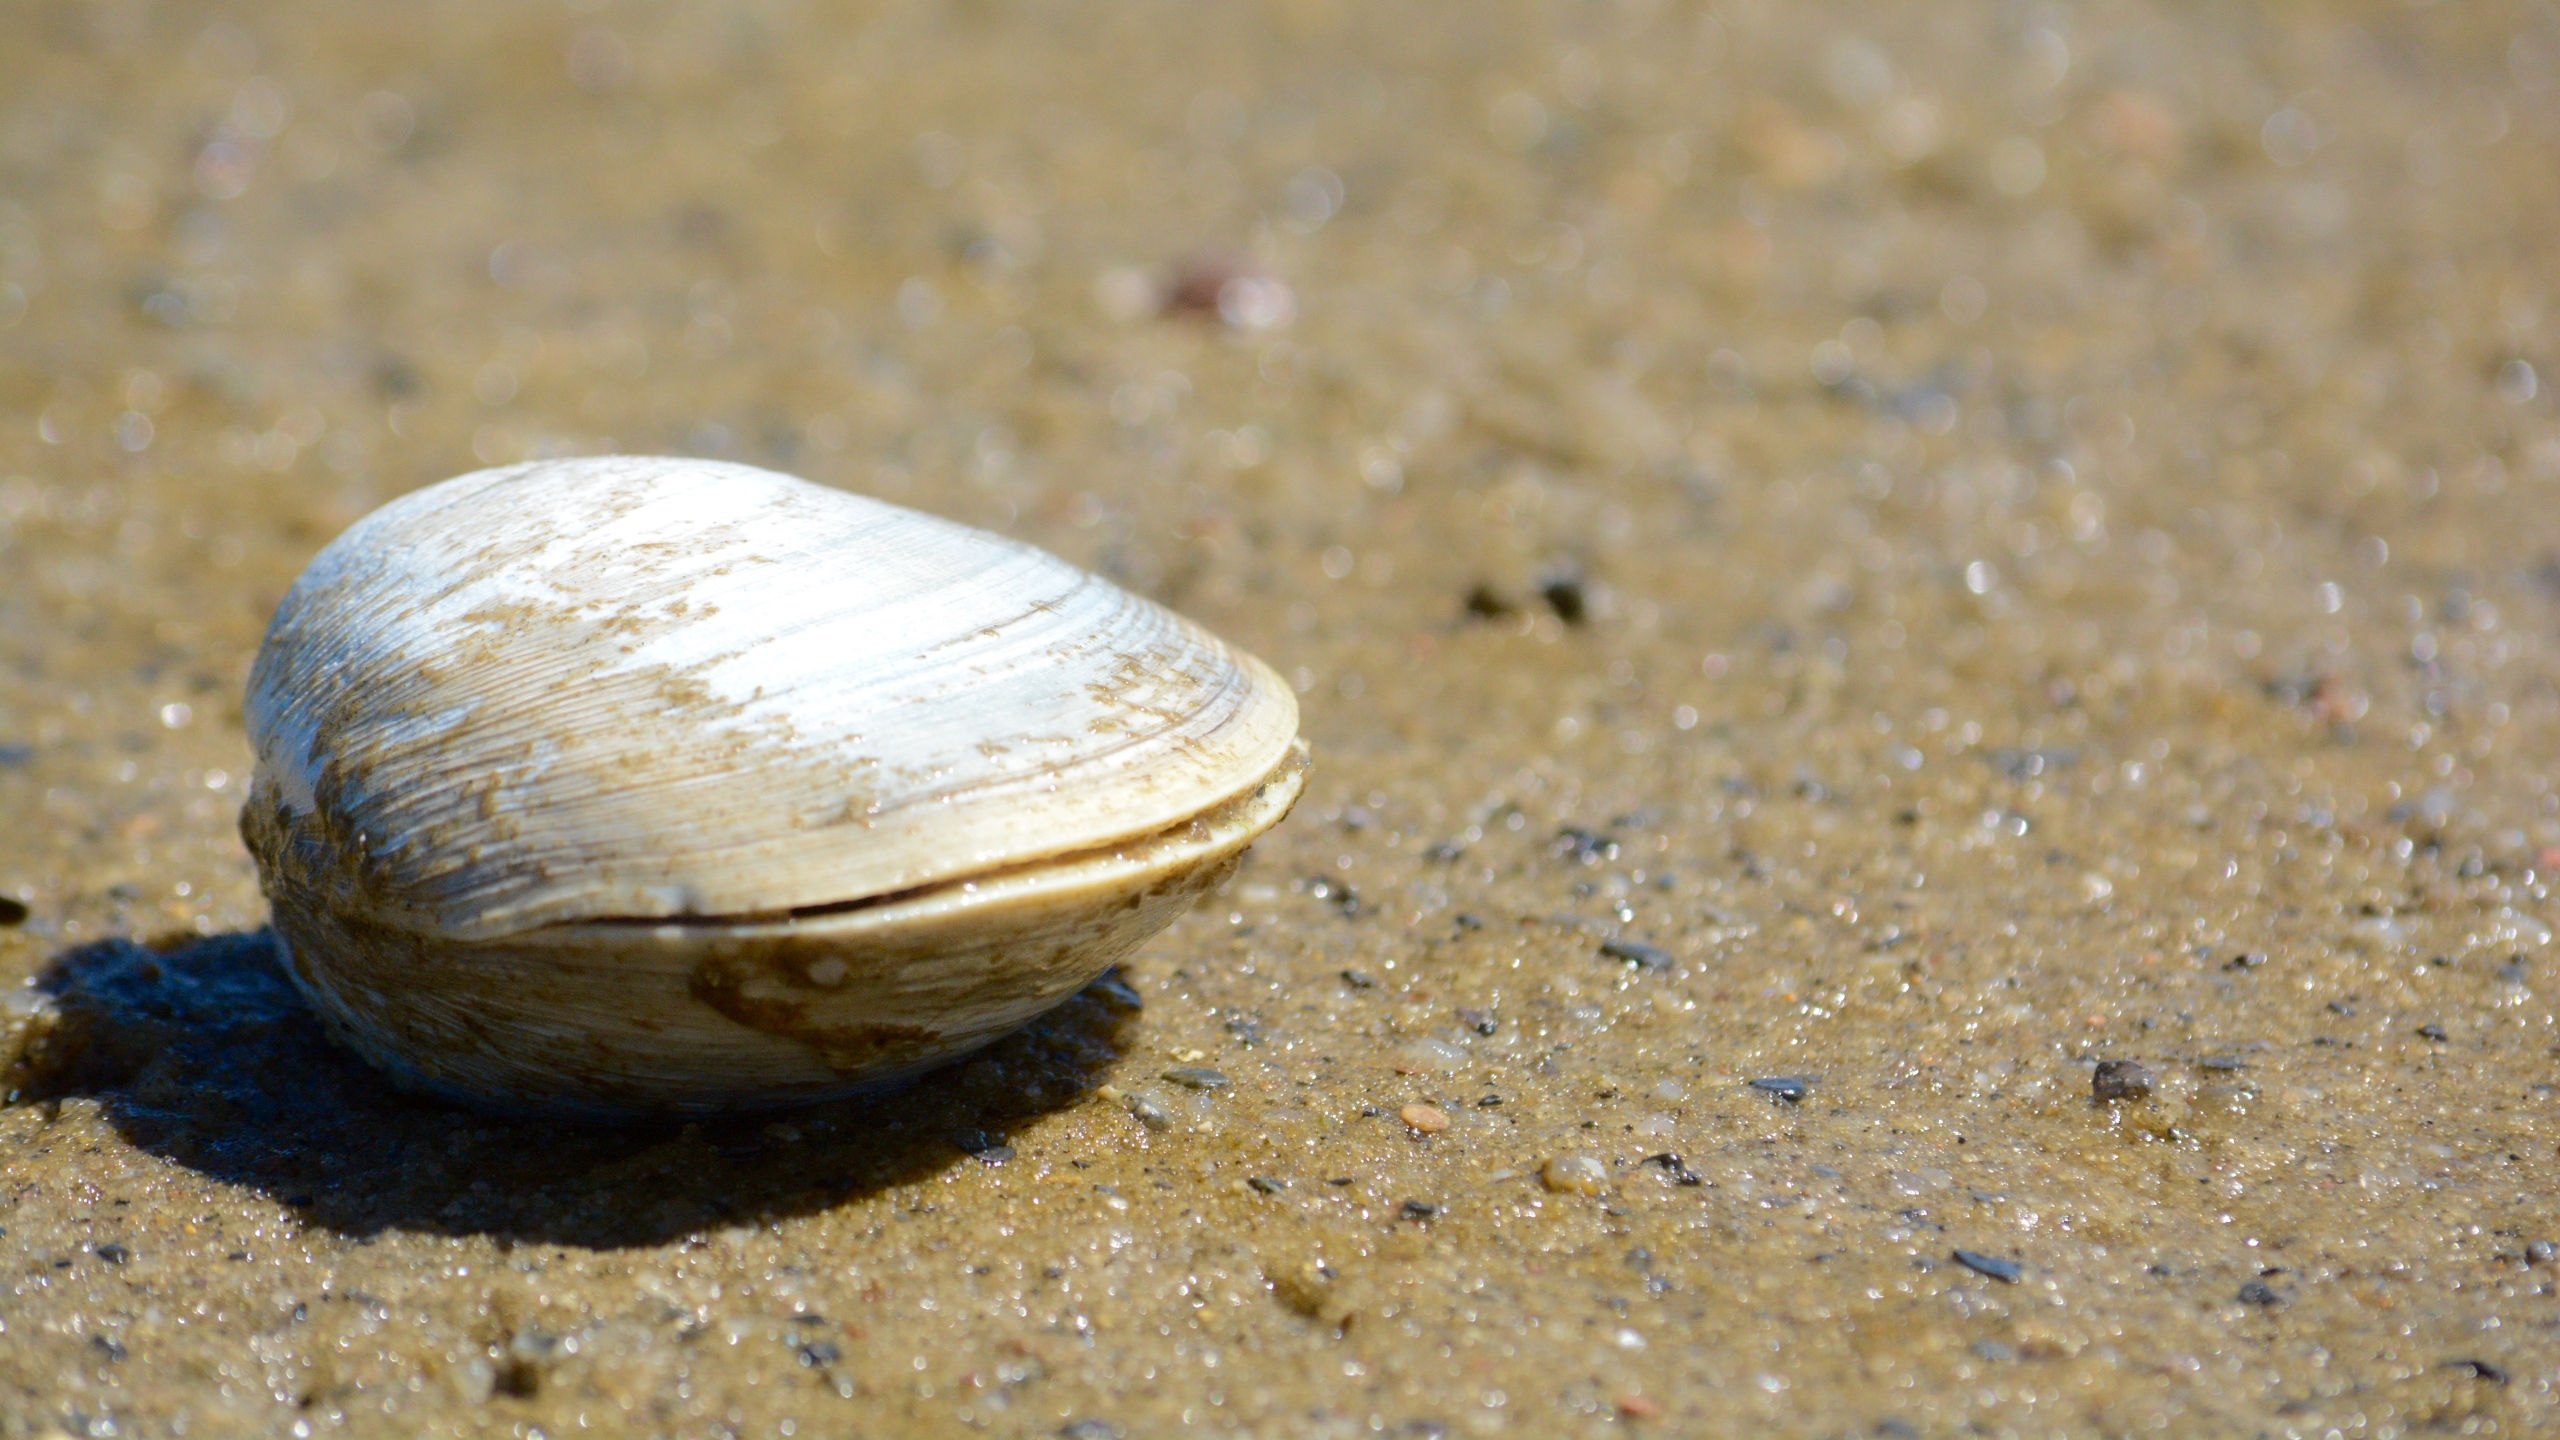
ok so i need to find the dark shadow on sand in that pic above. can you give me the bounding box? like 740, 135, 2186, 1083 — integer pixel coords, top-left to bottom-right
6, 929, 1138, 1248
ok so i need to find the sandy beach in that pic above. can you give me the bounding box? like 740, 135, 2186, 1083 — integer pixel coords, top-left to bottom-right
4, 1, 2557, 1434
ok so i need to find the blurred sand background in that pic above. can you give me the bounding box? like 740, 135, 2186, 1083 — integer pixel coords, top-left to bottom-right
3, 0, 2559, 1435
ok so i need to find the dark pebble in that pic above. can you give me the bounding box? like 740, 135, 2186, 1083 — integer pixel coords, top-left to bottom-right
1951, 1250, 2021, 1284
89, 1335, 126, 1362
2527, 1239, 2556, 1266
1642, 1152, 1702, 1186
1162, 1067, 1229, 1091
2417, 1023, 2449, 1042
1600, 939, 1674, 972
2091, 1059, 2153, 1102
797, 1341, 842, 1367
1463, 585, 1517, 621
1749, 1076, 1813, 1103
2441, 1359, 2509, 1385
1400, 1200, 1440, 1221
1246, 1176, 1288, 1196
1555, 827, 1618, 864
975, 1145, 1016, 1166
1305, 877, 1359, 917
1540, 575, 1587, 625
1475, 1094, 1501, 1107
0, 897, 27, 926
2224, 952, 2266, 971
94, 1243, 130, 1265
1341, 969, 1378, 989
1457, 1008, 1498, 1035
1084, 970, 1144, 1012
1453, 912, 1484, 930
1059, 1421, 1126, 1440
2237, 1280, 2284, 1307
952, 1128, 995, 1153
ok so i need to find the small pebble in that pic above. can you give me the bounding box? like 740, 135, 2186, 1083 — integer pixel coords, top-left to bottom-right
1246, 1176, 1288, 1196
1615, 1394, 1663, 1420
1642, 1152, 1702, 1186
94, 1243, 130, 1265
1540, 1154, 1608, 1195
2091, 1059, 2153, 1102
1750, 1075, 1812, 1102
2237, 1280, 2284, 1307
2417, 1022, 2449, 1042
2526, 1239, 2556, 1266
2442, 1359, 2509, 1385
1399, 1103, 1450, 1134
1650, 1078, 1688, 1102
1083, 971, 1144, 1012
1340, 969, 1378, 989
1124, 1092, 1173, 1131
1400, 1199, 1440, 1221
1456, 1007, 1498, 1035
1951, 1250, 2021, 1284
1599, 939, 1674, 971
1162, 1067, 1229, 1090
0, 897, 27, 926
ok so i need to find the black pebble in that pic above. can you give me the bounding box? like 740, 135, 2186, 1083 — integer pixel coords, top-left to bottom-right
2224, 952, 2265, 971
1600, 939, 1674, 972
1951, 1250, 2021, 1284
2442, 1359, 2509, 1385
1750, 1076, 1813, 1103
1642, 1152, 1702, 1186
94, 1243, 130, 1265
2091, 1059, 2153, 1102
0, 897, 26, 926
1400, 1200, 1440, 1220
2237, 1280, 2284, 1307
1341, 969, 1378, 989
1083, 970, 1144, 1012
1304, 877, 1360, 917
1540, 575, 1587, 625
2417, 1023, 2448, 1042
1462, 585, 1516, 621
1457, 1008, 1498, 1035
1246, 1176, 1287, 1196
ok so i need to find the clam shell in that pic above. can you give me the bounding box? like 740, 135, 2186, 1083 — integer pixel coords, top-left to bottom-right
240, 457, 1305, 1116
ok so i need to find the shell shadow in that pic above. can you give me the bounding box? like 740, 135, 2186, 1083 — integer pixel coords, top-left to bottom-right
6, 930, 1139, 1248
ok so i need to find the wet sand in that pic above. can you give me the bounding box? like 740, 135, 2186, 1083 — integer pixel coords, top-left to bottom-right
4, 0, 2558, 1435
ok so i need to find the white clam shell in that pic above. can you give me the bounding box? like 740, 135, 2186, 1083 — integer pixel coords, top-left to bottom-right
241, 457, 1305, 1117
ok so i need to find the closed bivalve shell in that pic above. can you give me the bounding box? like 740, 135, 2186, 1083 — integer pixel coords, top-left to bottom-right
240, 456, 1305, 1117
